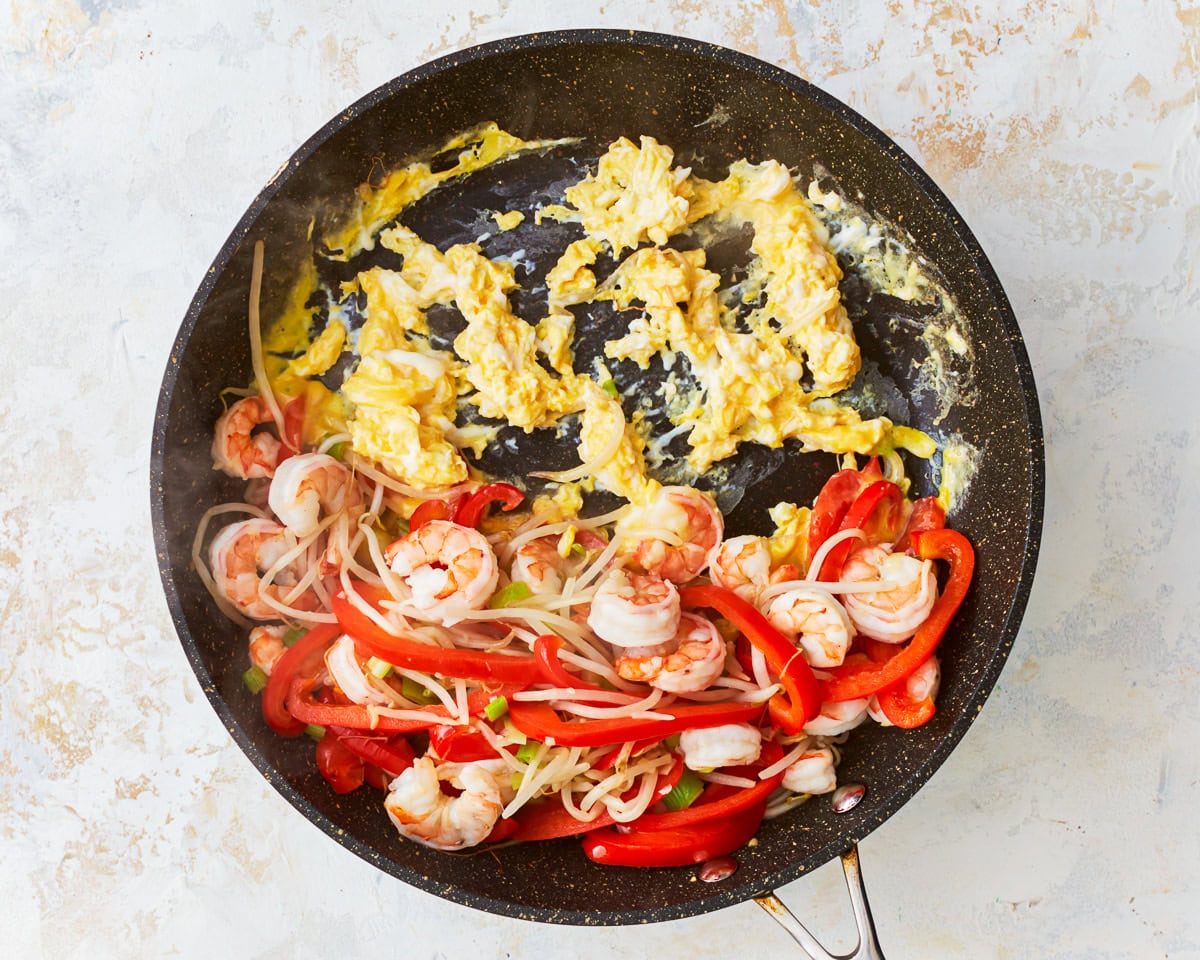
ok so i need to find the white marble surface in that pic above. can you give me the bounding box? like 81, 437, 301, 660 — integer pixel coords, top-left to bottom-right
2, 2, 1197, 957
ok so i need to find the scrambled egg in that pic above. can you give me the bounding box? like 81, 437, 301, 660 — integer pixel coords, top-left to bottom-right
262, 126, 946, 506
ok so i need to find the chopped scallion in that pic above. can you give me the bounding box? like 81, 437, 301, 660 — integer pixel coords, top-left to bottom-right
501, 717, 528, 745
304, 724, 326, 740
281, 627, 305, 648
663, 733, 682, 750
488, 581, 533, 609
516, 741, 542, 764
242, 665, 269, 695
660, 768, 705, 811
601, 378, 619, 398
366, 656, 394, 679
401, 677, 439, 704
484, 695, 509, 721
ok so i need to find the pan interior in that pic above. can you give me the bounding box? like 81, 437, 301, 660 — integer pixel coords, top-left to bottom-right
152, 31, 1042, 925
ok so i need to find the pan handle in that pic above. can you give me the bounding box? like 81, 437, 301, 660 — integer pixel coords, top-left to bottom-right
754, 844, 886, 960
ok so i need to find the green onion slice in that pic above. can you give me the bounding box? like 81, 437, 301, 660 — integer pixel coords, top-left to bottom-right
366, 656, 394, 679
484, 696, 509, 721
516, 741, 542, 764
401, 677, 439, 705
281, 627, 305, 648
601, 378, 619, 398
660, 768, 705, 811
488, 581, 532, 609
304, 724, 326, 740
242, 665, 269, 695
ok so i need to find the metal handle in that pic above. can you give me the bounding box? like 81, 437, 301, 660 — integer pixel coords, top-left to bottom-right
755, 844, 886, 960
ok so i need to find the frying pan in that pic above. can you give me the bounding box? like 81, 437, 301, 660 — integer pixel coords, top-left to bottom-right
150, 29, 1043, 951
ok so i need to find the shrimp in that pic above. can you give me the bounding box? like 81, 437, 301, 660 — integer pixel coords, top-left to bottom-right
212, 396, 280, 479
710, 535, 799, 604
615, 612, 727, 693
209, 518, 317, 620
781, 746, 837, 795
765, 587, 856, 668
268, 452, 360, 538
803, 698, 870, 736
248, 624, 288, 674
677, 722, 762, 770
586, 566, 680, 648
868, 655, 941, 726
385, 520, 499, 625
841, 544, 938, 644
325, 634, 395, 706
384, 757, 509, 851
511, 535, 586, 595
618, 485, 723, 584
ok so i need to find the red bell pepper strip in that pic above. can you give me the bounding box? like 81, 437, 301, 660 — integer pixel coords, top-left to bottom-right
286, 676, 525, 733
408, 498, 453, 531
315, 730, 365, 794
428, 724, 503, 763
875, 679, 936, 728
581, 802, 768, 867
484, 817, 520, 843
331, 584, 542, 685
533, 634, 609, 693
261, 622, 342, 736
328, 726, 417, 776
507, 699, 762, 748
893, 496, 946, 555
679, 584, 821, 732
454, 483, 525, 529
362, 763, 393, 791
805, 468, 861, 567
822, 528, 974, 702
816, 480, 903, 581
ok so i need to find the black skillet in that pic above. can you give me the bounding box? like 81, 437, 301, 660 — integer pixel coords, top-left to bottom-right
151, 30, 1043, 949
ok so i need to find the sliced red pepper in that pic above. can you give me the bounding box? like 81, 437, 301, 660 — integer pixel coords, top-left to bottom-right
261, 622, 341, 736
362, 763, 393, 791
286, 677, 525, 733
429, 724, 503, 763
679, 584, 821, 732
816, 479, 904, 581
507, 699, 762, 748
331, 584, 541, 685
893, 496, 946, 555
408, 498, 453, 531
454, 483, 525, 528
581, 802, 767, 867
328, 726, 417, 776
822, 528, 974, 702
592, 737, 661, 771
533, 634, 608, 693
484, 817, 520, 843
806, 467, 862, 567
875, 679, 936, 728
315, 730, 365, 794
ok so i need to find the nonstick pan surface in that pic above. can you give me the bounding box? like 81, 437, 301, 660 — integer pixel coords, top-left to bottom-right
151, 30, 1043, 925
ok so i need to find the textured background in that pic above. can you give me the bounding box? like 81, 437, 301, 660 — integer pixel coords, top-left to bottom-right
2, 2, 1197, 958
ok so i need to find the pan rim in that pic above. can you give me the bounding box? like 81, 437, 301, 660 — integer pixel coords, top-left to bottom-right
150, 27, 1045, 926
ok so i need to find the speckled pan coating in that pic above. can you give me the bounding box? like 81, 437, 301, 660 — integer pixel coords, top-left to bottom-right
150, 29, 1044, 925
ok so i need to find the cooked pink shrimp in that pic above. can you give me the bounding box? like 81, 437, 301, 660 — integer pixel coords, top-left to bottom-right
710, 535, 799, 603
803, 698, 870, 736
384, 757, 509, 851
385, 520, 499, 625
841, 543, 938, 644
781, 747, 837, 795
248, 624, 288, 674
765, 587, 856, 668
511, 535, 587, 595
586, 567, 681, 648
268, 452, 360, 537
212, 396, 280, 479
618, 485, 723, 584
209, 518, 317, 619
868, 656, 941, 726
678, 722, 762, 770
615, 612, 727, 693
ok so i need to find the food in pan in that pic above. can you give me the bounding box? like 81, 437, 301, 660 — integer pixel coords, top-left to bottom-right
195, 126, 974, 867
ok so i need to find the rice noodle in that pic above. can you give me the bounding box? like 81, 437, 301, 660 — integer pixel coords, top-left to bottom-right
757, 737, 814, 781
530, 405, 625, 483
699, 771, 757, 789
805, 527, 866, 581
246, 240, 287, 442
759, 576, 899, 602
